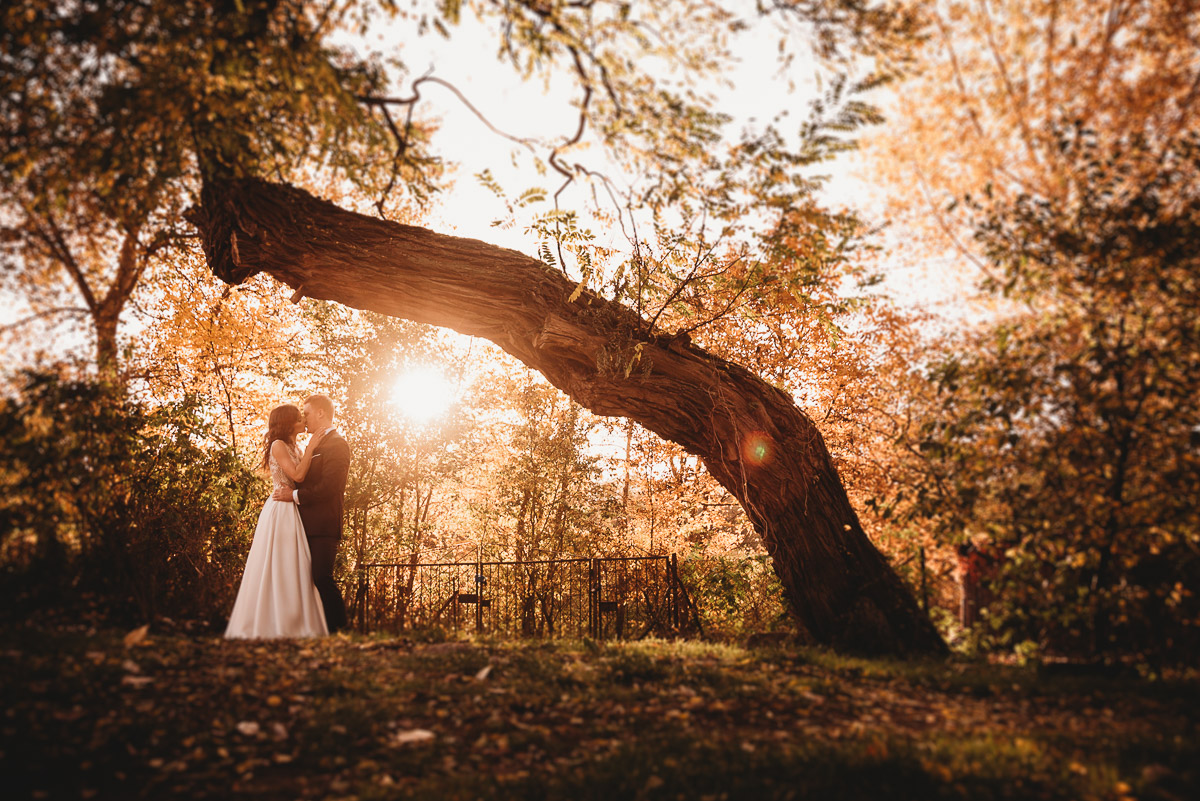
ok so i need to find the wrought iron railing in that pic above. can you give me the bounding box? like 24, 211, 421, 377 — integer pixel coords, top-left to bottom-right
349, 554, 688, 640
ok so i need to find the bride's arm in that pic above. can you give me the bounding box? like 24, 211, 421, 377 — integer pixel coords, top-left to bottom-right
291, 432, 323, 481
270, 436, 321, 483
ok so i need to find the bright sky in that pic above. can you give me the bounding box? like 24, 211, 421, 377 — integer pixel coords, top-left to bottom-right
362, 9, 831, 247
368, 12, 970, 315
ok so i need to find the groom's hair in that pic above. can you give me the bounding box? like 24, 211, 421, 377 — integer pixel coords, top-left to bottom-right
304, 394, 335, 420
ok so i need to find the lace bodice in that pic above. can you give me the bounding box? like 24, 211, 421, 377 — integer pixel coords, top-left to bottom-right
268, 442, 301, 491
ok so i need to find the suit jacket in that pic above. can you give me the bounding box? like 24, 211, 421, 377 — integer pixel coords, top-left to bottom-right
297, 431, 351, 540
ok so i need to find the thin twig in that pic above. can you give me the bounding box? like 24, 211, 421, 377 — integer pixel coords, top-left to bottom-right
0, 306, 88, 333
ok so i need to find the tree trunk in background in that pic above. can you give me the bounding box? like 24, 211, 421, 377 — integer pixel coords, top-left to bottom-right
189, 177, 946, 656
93, 307, 121, 381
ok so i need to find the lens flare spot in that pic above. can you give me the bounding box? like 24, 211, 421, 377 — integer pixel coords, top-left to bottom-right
741, 432, 774, 467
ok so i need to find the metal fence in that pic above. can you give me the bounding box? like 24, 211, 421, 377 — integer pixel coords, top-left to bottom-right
350, 554, 686, 640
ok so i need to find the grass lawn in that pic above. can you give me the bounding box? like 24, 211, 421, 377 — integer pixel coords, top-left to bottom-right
2, 623, 1196, 800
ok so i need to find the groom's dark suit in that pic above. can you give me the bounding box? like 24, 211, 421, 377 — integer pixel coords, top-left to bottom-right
296, 430, 350, 632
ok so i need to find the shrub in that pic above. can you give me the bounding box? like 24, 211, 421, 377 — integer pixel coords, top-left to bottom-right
0, 371, 263, 625
678, 551, 791, 641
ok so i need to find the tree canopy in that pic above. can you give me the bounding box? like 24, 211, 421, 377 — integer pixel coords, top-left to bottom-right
0, 0, 406, 372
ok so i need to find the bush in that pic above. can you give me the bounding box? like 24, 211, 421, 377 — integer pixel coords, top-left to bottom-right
0, 371, 264, 626
678, 551, 792, 641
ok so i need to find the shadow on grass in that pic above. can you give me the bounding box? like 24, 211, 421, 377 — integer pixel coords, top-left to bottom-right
2, 626, 1196, 801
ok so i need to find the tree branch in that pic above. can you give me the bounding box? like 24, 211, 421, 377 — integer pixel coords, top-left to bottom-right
0, 306, 89, 334
33, 211, 99, 315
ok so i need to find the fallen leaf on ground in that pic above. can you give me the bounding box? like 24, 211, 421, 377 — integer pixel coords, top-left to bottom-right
121, 675, 154, 688
393, 728, 436, 745
123, 625, 150, 649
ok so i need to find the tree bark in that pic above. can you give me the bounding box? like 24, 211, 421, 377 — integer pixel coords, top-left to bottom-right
189, 177, 946, 656
93, 310, 121, 379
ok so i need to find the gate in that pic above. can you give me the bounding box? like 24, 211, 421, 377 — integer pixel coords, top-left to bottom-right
353, 554, 685, 639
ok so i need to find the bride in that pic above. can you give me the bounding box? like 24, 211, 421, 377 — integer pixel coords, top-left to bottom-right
225, 404, 328, 639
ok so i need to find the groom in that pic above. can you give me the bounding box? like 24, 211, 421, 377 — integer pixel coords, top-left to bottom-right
273, 394, 350, 633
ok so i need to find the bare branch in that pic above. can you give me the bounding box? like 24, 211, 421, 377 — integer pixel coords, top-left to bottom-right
675, 254, 756, 339
360, 74, 540, 154
0, 306, 89, 334
646, 229, 722, 332
33, 211, 99, 315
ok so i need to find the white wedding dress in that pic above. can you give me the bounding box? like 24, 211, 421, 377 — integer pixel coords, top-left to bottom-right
225, 444, 328, 639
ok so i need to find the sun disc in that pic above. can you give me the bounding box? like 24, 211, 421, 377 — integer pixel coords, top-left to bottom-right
391, 367, 453, 424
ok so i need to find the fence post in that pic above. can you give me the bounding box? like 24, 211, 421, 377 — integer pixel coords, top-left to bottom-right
475, 549, 485, 633
589, 558, 599, 639
920, 546, 928, 613
356, 565, 367, 631
670, 553, 679, 633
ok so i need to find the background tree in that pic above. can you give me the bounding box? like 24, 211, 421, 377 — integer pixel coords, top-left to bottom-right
290, 305, 475, 615
0, 0, 415, 378
866, 0, 1200, 274
486, 371, 615, 561
856, 0, 1200, 663
127, 254, 310, 459
896, 129, 1200, 663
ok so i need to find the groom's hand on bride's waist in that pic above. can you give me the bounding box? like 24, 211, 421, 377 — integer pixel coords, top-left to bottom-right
271, 487, 295, 502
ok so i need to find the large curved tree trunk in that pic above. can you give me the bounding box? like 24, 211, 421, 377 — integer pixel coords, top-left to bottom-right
189, 177, 946, 656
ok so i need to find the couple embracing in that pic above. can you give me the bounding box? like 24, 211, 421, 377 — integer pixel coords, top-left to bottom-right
225, 395, 350, 639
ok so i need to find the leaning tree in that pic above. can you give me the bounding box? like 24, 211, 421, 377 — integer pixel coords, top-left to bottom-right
189, 176, 945, 655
